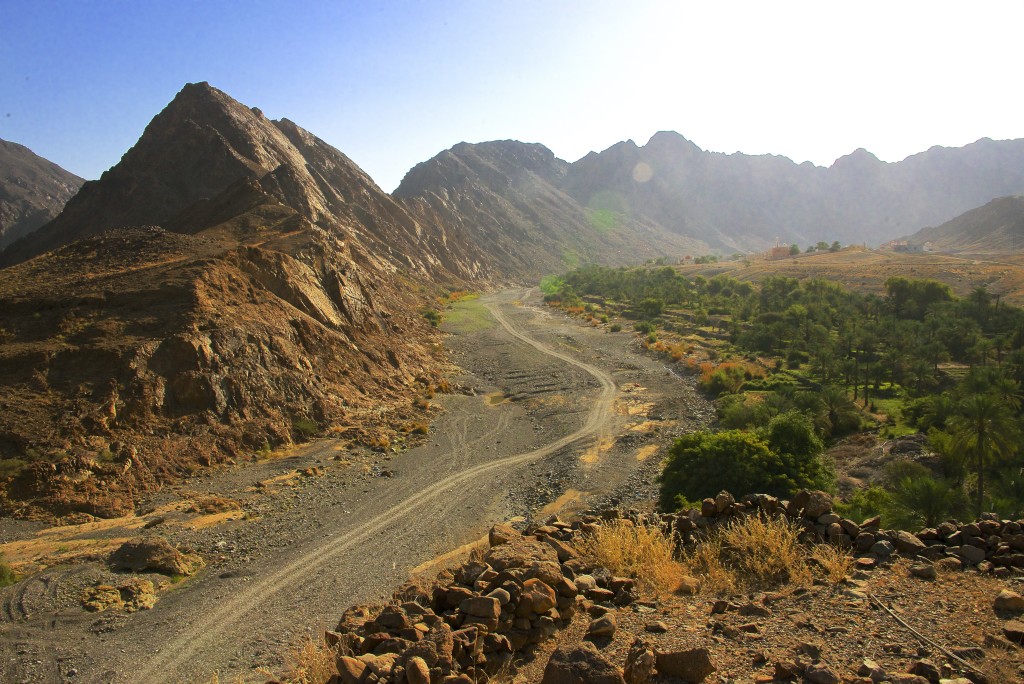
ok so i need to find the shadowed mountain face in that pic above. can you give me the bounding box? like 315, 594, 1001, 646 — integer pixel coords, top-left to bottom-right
562, 131, 1024, 251
905, 195, 1024, 254
395, 140, 705, 275
0, 139, 83, 249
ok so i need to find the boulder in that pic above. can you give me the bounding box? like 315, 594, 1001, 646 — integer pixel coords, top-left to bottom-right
805, 662, 841, 684
459, 596, 500, 620
624, 638, 656, 684
489, 523, 519, 547
485, 536, 558, 571
405, 656, 430, 684
587, 612, 617, 638
908, 563, 937, 580
958, 545, 987, 566
540, 643, 625, 684
1002, 619, 1024, 644
656, 647, 715, 682
674, 575, 701, 595
516, 578, 556, 616
108, 536, 204, 576
994, 589, 1024, 612
895, 531, 927, 555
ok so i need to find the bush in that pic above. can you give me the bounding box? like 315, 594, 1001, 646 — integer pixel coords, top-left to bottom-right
421, 309, 441, 327
0, 553, 17, 588
659, 430, 832, 510
575, 519, 685, 595
292, 418, 320, 441
634, 321, 655, 334
684, 515, 811, 594
609, 323, 622, 332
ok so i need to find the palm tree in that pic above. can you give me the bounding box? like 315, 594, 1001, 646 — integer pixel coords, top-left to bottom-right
950, 392, 1020, 518
818, 385, 860, 438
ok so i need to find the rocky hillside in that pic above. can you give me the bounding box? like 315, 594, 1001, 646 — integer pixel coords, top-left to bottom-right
562, 132, 1024, 251
395, 140, 705, 276
0, 139, 83, 249
292, 492, 1024, 684
0, 83, 473, 518
905, 195, 1024, 254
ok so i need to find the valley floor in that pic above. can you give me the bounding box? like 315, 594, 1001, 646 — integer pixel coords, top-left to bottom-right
0, 288, 712, 683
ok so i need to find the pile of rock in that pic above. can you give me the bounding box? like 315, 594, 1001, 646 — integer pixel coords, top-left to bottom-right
322, 519, 710, 684
665, 489, 1024, 574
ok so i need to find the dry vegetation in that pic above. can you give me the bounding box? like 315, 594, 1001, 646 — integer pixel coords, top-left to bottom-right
680, 247, 1024, 305
575, 519, 686, 595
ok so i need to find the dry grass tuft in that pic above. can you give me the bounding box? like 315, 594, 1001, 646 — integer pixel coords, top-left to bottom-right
575, 519, 686, 595
810, 543, 853, 584
685, 515, 812, 594
280, 636, 337, 684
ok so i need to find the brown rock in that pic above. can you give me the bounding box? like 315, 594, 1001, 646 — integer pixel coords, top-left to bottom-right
405, 656, 430, 684
587, 612, 617, 638
674, 575, 701, 595
623, 638, 656, 684
485, 536, 558, 571
459, 596, 500, 620
1002, 619, 1024, 643
489, 523, 519, 547
805, 662, 841, 684
108, 536, 204, 576
517, 578, 557, 616
909, 563, 937, 580
540, 642, 625, 684
994, 589, 1024, 612
802, 490, 833, 518
336, 655, 367, 684
656, 647, 715, 682
908, 659, 940, 682
895, 530, 928, 555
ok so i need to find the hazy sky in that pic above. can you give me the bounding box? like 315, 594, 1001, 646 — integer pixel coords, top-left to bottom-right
2, 1, 1022, 192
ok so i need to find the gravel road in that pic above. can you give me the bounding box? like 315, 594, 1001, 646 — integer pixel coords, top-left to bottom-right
0, 289, 713, 683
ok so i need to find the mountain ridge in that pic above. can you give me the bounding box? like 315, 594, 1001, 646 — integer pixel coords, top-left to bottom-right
0, 139, 83, 249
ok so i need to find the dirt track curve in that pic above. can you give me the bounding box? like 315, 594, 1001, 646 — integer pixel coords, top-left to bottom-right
130, 294, 617, 682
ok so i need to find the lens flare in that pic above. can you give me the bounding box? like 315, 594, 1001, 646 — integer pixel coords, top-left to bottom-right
632, 162, 653, 183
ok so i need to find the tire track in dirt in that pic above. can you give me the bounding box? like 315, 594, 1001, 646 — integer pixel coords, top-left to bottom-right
133, 294, 618, 683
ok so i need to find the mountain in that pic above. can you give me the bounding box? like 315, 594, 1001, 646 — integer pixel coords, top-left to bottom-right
904, 195, 1024, 254
0, 139, 83, 249
562, 132, 1024, 250
395, 140, 705, 275
0, 83, 468, 517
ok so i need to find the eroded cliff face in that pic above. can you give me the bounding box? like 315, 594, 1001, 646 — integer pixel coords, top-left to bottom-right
0, 222, 443, 518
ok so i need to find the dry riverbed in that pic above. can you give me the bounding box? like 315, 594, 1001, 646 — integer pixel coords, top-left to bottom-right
0, 289, 712, 683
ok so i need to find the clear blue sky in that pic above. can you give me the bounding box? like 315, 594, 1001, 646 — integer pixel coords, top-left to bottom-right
2, 1, 1023, 192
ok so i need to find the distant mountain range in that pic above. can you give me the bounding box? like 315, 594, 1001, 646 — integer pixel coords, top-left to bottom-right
905, 195, 1024, 254
0, 139, 82, 249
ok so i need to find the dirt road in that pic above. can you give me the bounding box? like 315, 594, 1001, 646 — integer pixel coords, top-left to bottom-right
0, 289, 712, 683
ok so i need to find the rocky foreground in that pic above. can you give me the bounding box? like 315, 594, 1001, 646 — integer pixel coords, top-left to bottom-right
270, 490, 1024, 684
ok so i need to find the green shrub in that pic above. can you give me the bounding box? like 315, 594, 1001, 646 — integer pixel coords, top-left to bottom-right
659, 429, 833, 510
634, 321, 655, 334
609, 323, 622, 332
292, 418, 319, 441
421, 309, 441, 327
0, 553, 16, 588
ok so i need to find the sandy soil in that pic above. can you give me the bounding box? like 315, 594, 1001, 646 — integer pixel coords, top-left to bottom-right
0, 288, 712, 683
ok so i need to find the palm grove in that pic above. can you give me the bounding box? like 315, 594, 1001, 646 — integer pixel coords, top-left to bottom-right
541, 265, 1024, 527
